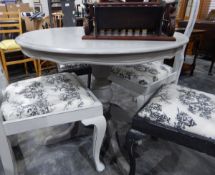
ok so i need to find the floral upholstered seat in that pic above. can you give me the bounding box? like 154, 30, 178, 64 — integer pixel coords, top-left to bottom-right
138, 84, 215, 139
1, 73, 95, 121
58, 64, 90, 72
111, 61, 173, 86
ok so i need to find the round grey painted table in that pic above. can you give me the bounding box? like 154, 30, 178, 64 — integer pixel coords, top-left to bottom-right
16, 27, 188, 108
16, 27, 188, 172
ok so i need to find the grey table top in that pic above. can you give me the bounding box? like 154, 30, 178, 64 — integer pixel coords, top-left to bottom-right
16, 27, 189, 65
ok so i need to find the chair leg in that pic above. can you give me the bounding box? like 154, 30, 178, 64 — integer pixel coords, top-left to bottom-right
209, 59, 214, 76
0, 124, 17, 175
0, 50, 9, 81
87, 72, 91, 89
190, 52, 198, 76
82, 116, 106, 172
33, 60, 38, 76
126, 129, 145, 175
37, 60, 42, 76
24, 62, 28, 76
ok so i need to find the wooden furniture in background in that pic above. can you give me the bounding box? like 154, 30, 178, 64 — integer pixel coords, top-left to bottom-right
36, 16, 57, 76
176, 0, 205, 21
52, 11, 63, 27
0, 11, 38, 80
176, 28, 206, 75
83, 1, 177, 41
6, 3, 31, 16
178, 19, 215, 75
176, 0, 215, 75
37, 59, 56, 76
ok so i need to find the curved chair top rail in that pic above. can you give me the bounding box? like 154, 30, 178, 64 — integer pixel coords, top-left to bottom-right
184, 0, 200, 39
0, 63, 8, 93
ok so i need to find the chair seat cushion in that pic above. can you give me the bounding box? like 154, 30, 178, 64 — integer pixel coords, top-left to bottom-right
0, 39, 21, 50
1, 73, 95, 121
58, 64, 90, 73
137, 84, 215, 139
111, 61, 173, 85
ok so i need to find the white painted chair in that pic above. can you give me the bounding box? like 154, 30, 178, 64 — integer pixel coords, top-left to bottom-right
109, 0, 200, 109
0, 63, 106, 175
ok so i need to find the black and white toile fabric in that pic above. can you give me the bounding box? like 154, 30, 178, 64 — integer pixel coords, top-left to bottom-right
1, 73, 95, 121
138, 84, 215, 139
111, 61, 173, 85
58, 64, 90, 72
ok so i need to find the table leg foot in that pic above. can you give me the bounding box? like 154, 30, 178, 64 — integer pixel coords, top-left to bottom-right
82, 116, 106, 172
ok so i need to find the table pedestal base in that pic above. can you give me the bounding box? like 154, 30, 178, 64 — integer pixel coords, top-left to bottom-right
45, 123, 78, 145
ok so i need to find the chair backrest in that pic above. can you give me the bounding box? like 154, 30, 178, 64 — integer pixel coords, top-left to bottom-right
6, 3, 18, 18
0, 62, 8, 102
0, 4, 7, 18
18, 3, 31, 12
0, 11, 22, 35
184, 0, 200, 39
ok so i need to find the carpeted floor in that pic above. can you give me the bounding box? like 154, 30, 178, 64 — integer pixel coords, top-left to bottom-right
0, 58, 214, 175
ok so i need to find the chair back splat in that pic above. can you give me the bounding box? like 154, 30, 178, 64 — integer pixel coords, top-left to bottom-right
0, 11, 22, 35
184, 0, 200, 39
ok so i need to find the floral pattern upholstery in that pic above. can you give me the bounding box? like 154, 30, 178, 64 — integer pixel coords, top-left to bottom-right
1, 73, 95, 121
138, 84, 215, 139
58, 64, 90, 72
111, 61, 173, 85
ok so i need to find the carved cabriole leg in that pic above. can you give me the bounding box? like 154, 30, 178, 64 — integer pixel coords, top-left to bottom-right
82, 116, 106, 172
126, 129, 145, 175
0, 116, 17, 175
126, 130, 137, 175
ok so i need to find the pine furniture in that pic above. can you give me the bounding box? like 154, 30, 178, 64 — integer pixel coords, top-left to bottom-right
0, 11, 38, 80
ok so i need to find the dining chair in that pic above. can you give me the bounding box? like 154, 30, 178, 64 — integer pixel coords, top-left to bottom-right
109, 0, 200, 109
126, 83, 215, 175
0, 62, 106, 175
0, 11, 38, 81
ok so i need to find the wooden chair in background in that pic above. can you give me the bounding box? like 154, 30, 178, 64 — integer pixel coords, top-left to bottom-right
36, 16, 57, 76
52, 12, 63, 28
0, 11, 38, 80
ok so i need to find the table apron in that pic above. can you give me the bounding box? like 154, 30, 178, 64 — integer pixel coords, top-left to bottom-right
20, 46, 183, 65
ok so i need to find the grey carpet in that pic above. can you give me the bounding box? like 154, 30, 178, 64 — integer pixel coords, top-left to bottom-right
0, 58, 215, 175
